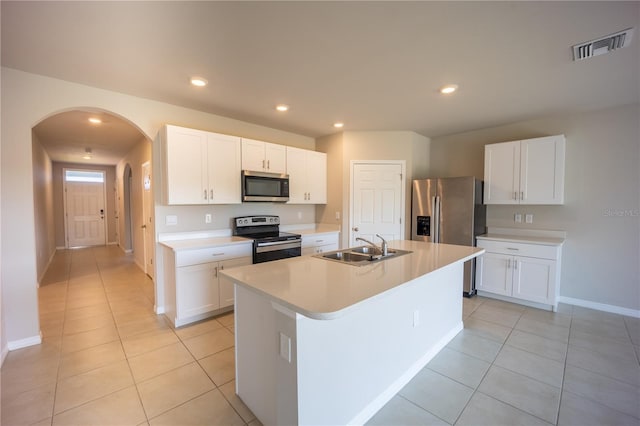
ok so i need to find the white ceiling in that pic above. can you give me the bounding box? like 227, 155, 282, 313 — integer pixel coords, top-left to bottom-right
2, 1, 639, 165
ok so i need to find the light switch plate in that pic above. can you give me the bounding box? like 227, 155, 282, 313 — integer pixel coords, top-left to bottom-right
279, 332, 291, 363
205, 213, 212, 224
525, 214, 533, 224
515, 213, 522, 223
166, 215, 178, 225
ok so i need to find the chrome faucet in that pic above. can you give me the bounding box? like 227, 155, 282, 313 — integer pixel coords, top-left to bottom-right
355, 234, 389, 256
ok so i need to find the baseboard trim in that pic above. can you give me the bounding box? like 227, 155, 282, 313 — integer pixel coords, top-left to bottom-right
7, 333, 42, 351
559, 296, 640, 318
1, 342, 9, 366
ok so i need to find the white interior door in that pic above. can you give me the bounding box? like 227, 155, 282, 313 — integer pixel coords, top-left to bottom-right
142, 162, 154, 278
64, 169, 106, 248
351, 162, 405, 247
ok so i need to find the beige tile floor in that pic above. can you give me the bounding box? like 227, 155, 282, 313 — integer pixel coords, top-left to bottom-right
2, 246, 639, 425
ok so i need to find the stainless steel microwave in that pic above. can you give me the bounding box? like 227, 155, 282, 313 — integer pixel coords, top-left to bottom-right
242, 170, 290, 202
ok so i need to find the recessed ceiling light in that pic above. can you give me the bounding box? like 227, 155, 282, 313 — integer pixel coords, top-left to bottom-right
276, 104, 289, 112
334, 122, 344, 129
440, 84, 459, 94
82, 147, 92, 160
190, 77, 208, 87
88, 117, 102, 124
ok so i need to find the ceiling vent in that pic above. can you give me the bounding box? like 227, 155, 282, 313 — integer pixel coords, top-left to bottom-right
572, 27, 634, 61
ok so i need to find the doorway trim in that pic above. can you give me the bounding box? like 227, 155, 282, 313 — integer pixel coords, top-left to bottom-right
349, 160, 406, 247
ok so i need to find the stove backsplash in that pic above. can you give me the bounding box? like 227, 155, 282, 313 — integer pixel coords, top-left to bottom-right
155, 203, 316, 234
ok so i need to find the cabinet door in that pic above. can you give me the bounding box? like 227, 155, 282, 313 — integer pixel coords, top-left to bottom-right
265, 142, 286, 174
219, 257, 252, 308
165, 126, 208, 204
306, 151, 327, 204
286, 147, 308, 203
520, 135, 565, 204
513, 256, 555, 304
241, 138, 266, 171
477, 252, 512, 296
208, 133, 242, 204
176, 262, 219, 320
484, 141, 520, 205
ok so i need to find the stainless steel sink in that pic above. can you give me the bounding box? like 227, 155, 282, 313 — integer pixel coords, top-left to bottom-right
315, 246, 412, 266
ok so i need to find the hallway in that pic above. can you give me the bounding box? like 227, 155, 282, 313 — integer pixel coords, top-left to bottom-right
1, 246, 255, 425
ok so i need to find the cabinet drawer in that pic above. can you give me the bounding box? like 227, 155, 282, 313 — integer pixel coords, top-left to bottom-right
477, 239, 559, 260
176, 243, 252, 267
302, 232, 339, 248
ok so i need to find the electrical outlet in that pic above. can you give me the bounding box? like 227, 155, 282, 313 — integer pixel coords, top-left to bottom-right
515, 213, 522, 223
525, 214, 533, 224
297, 211, 302, 220
166, 215, 178, 225
205, 213, 212, 224
335, 211, 341, 220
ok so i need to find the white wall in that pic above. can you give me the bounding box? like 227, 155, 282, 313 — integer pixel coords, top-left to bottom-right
430, 104, 640, 312
32, 134, 56, 283
0, 67, 315, 347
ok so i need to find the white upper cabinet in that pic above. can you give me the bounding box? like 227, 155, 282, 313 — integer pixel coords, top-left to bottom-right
286, 146, 327, 204
484, 135, 565, 205
162, 125, 241, 205
241, 138, 287, 174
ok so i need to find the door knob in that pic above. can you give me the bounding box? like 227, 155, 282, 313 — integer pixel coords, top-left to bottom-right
141, 224, 147, 229
352, 227, 359, 232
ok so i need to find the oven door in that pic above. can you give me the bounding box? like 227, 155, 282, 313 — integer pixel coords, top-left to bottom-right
254, 240, 301, 263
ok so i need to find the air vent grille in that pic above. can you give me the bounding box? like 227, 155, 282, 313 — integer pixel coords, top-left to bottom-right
572, 27, 634, 60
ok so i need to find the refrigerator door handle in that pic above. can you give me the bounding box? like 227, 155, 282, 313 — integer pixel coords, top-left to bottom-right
433, 196, 441, 243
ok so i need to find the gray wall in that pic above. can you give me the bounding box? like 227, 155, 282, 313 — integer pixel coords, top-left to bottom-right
430, 103, 640, 311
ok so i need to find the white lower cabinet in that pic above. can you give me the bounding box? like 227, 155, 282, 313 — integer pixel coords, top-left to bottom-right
163, 243, 252, 327
476, 237, 563, 311
301, 232, 339, 255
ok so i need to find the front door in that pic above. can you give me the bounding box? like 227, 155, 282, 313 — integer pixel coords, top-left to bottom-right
64, 169, 106, 248
351, 162, 405, 247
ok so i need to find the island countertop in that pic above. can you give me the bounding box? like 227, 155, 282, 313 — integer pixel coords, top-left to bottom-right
220, 240, 483, 320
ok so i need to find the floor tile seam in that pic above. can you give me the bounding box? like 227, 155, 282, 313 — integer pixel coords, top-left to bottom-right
491, 358, 564, 390
512, 325, 569, 344
395, 393, 453, 425
467, 313, 521, 329
140, 385, 218, 422
442, 343, 497, 364
60, 335, 121, 357
463, 327, 510, 345
217, 382, 257, 424
51, 382, 136, 419
566, 341, 640, 367
567, 328, 634, 346
175, 326, 228, 342
562, 361, 640, 417
502, 338, 568, 364
131, 359, 213, 389
560, 388, 640, 421
61, 322, 119, 338
467, 390, 557, 426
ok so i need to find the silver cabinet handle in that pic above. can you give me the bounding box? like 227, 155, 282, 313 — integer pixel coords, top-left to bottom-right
262, 159, 266, 169
514, 191, 518, 200
214, 266, 218, 278
507, 259, 511, 269
520, 192, 524, 201
267, 160, 270, 170
210, 189, 214, 200
204, 189, 208, 200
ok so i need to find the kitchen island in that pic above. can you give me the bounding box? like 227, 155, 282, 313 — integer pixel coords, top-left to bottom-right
220, 240, 483, 426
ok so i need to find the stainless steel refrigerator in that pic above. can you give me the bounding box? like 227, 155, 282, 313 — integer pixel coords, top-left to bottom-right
411, 177, 486, 296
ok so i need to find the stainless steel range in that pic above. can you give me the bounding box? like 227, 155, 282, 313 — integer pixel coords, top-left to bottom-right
233, 215, 302, 264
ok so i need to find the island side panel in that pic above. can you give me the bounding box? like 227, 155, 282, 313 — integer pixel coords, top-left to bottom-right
296, 262, 464, 425
235, 284, 299, 425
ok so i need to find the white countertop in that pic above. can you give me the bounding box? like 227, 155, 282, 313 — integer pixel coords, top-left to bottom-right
160, 236, 252, 251
220, 240, 483, 320
288, 224, 340, 236
477, 233, 565, 246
